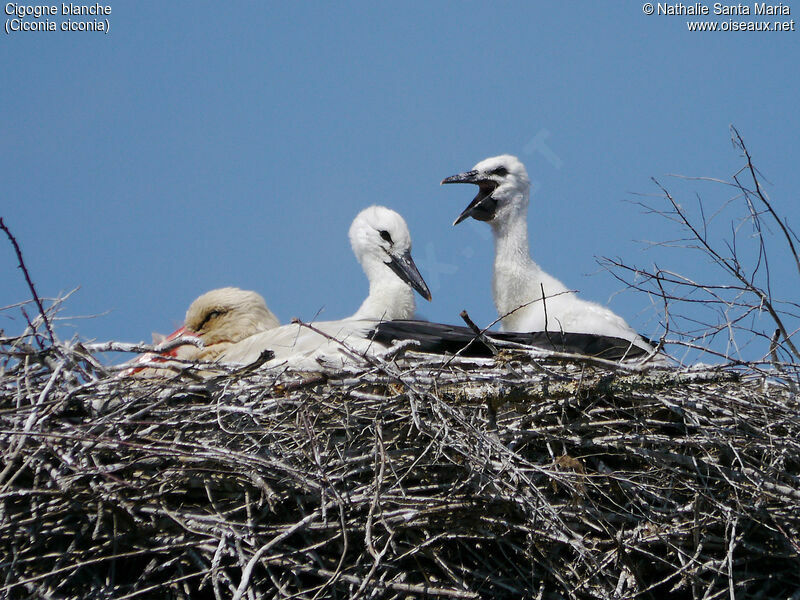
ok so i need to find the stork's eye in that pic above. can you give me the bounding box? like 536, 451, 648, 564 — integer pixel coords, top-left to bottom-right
379, 230, 393, 244
199, 309, 226, 330
490, 166, 508, 176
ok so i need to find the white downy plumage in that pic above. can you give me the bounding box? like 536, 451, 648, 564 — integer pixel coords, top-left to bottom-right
442, 154, 658, 357
120, 287, 279, 376
218, 206, 431, 370
180, 287, 280, 360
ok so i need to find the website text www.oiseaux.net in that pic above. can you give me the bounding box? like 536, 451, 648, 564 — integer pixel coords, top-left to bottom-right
644, 3, 795, 31
686, 18, 794, 30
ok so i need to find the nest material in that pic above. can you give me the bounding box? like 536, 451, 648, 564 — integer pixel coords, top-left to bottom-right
2, 332, 800, 600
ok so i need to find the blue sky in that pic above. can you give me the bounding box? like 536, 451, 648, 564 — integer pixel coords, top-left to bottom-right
3, 2, 798, 362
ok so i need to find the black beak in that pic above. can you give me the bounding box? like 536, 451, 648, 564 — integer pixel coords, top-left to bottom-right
386, 249, 432, 301
441, 170, 498, 225
441, 170, 480, 185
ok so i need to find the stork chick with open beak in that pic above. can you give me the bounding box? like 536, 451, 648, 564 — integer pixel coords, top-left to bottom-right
442, 155, 660, 359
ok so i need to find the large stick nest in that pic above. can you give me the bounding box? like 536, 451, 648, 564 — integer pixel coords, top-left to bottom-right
2, 328, 799, 600
0, 330, 800, 598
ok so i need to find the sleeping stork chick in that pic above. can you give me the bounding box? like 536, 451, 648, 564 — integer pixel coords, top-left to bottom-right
181, 287, 280, 361
441, 155, 659, 358
219, 206, 431, 369
121, 287, 279, 376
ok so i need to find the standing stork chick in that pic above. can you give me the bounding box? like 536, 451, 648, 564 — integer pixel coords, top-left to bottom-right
441, 155, 657, 356
219, 206, 431, 369
349, 205, 431, 320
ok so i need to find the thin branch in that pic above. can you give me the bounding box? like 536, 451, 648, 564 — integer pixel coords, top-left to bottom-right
730, 125, 800, 276
0, 218, 56, 347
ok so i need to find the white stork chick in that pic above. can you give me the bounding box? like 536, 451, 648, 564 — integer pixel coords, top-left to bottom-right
121, 287, 279, 376
219, 206, 431, 369
441, 155, 657, 356
181, 287, 280, 361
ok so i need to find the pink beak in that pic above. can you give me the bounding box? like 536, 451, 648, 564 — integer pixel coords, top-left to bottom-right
120, 325, 202, 375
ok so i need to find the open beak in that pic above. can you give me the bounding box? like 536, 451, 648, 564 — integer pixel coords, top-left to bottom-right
386, 249, 432, 301
441, 170, 480, 185
441, 170, 498, 225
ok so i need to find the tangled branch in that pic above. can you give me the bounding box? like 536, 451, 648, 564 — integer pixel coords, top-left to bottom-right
603, 127, 800, 365
1, 300, 799, 599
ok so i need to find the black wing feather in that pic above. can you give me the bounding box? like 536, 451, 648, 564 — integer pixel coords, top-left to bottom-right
370, 320, 653, 360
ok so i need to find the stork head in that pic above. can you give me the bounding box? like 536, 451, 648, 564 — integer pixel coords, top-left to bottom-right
441, 154, 530, 225
184, 287, 279, 346
349, 205, 432, 302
